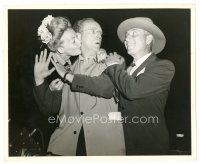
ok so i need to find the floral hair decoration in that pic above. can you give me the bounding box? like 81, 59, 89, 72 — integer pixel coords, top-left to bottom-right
37, 15, 54, 44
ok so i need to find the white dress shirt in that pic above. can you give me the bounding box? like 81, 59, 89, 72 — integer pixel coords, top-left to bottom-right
128, 52, 152, 75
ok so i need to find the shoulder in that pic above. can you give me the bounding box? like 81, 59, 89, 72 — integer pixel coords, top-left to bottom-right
148, 57, 175, 71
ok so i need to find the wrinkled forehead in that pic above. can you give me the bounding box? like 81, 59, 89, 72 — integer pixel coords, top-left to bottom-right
82, 20, 102, 32
126, 28, 149, 36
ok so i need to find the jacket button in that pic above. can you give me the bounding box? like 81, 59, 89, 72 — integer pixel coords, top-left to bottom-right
73, 131, 77, 134
80, 112, 84, 115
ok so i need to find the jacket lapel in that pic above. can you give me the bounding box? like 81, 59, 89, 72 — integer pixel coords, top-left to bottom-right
131, 53, 157, 77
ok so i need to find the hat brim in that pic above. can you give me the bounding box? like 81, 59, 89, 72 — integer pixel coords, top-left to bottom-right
117, 18, 166, 54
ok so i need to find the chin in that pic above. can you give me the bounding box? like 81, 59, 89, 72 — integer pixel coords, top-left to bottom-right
74, 50, 81, 56
93, 46, 100, 52
128, 49, 135, 54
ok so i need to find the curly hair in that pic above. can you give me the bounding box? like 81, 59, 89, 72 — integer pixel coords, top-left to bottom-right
47, 17, 72, 51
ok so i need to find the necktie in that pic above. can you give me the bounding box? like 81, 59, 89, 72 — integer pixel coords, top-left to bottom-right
127, 62, 136, 75
130, 62, 136, 67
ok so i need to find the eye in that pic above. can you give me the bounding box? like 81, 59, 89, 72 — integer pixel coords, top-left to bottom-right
71, 37, 76, 43
92, 29, 96, 34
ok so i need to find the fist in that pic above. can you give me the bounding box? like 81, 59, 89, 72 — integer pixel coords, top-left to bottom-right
96, 48, 107, 63
49, 78, 64, 91
105, 52, 124, 66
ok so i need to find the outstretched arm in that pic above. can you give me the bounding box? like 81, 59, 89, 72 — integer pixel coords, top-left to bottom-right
105, 60, 175, 100
50, 52, 124, 99
71, 73, 115, 99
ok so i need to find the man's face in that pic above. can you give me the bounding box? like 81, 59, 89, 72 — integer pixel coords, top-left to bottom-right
124, 28, 148, 55
80, 20, 103, 53
58, 28, 81, 61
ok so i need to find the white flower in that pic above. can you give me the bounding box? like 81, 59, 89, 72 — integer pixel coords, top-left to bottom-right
37, 15, 54, 44
42, 15, 54, 26
37, 24, 52, 44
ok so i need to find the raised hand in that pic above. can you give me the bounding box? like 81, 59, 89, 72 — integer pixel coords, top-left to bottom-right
49, 78, 64, 91
105, 52, 124, 67
34, 49, 55, 86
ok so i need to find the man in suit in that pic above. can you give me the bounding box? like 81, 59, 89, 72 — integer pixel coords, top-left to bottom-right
61, 17, 175, 155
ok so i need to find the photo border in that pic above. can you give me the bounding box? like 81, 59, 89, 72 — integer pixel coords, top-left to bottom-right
3, 3, 196, 161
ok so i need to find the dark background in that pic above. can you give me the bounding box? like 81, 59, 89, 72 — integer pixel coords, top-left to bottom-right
8, 9, 191, 154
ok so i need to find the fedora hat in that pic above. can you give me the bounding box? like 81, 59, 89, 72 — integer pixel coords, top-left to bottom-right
117, 17, 166, 54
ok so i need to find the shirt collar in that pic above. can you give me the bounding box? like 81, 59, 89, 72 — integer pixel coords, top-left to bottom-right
134, 52, 152, 67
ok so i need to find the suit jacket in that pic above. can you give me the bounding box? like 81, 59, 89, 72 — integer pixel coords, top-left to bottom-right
72, 54, 175, 155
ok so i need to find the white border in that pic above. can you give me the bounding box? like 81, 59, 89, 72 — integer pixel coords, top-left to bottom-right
1, 1, 198, 164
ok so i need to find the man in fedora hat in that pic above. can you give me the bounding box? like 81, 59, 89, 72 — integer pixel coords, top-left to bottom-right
103, 17, 175, 155
56, 17, 175, 155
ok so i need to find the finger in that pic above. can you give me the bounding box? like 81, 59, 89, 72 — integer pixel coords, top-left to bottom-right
52, 54, 58, 63
55, 81, 62, 88
113, 52, 117, 56
109, 53, 114, 57
43, 67, 55, 77
35, 55, 38, 63
43, 49, 47, 62
51, 58, 58, 68
49, 67, 56, 75
58, 83, 64, 90
39, 50, 43, 62
47, 52, 53, 65
52, 78, 60, 85
58, 81, 64, 88
116, 54, 120, 58
55, 53, 66, 65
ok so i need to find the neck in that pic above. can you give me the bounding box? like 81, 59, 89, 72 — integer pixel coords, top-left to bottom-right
132, 50, 151, 62
81, 47, 97, 58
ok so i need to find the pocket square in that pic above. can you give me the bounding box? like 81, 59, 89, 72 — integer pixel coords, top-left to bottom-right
136, 67, 146, 77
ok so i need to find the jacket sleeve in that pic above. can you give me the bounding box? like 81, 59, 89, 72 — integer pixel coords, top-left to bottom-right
105, 60, 175, 100
71, 73, 115, 99
33, 81, 62, 116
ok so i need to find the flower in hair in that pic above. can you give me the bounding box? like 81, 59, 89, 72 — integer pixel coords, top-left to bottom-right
42, 15, 54, 26
37, 15, 54, 44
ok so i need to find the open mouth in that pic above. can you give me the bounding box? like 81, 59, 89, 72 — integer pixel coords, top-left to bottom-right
95, 41, 100, 45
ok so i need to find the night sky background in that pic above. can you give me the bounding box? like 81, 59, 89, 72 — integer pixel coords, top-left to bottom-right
8, 9, 191, 154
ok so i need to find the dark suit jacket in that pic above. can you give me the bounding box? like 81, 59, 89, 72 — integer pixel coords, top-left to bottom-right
71, 54, 175, 155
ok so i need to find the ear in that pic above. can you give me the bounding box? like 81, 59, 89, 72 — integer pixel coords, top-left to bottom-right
146, 34, 154, 45
57, 47, 64, 54
124, 40, 128, 49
